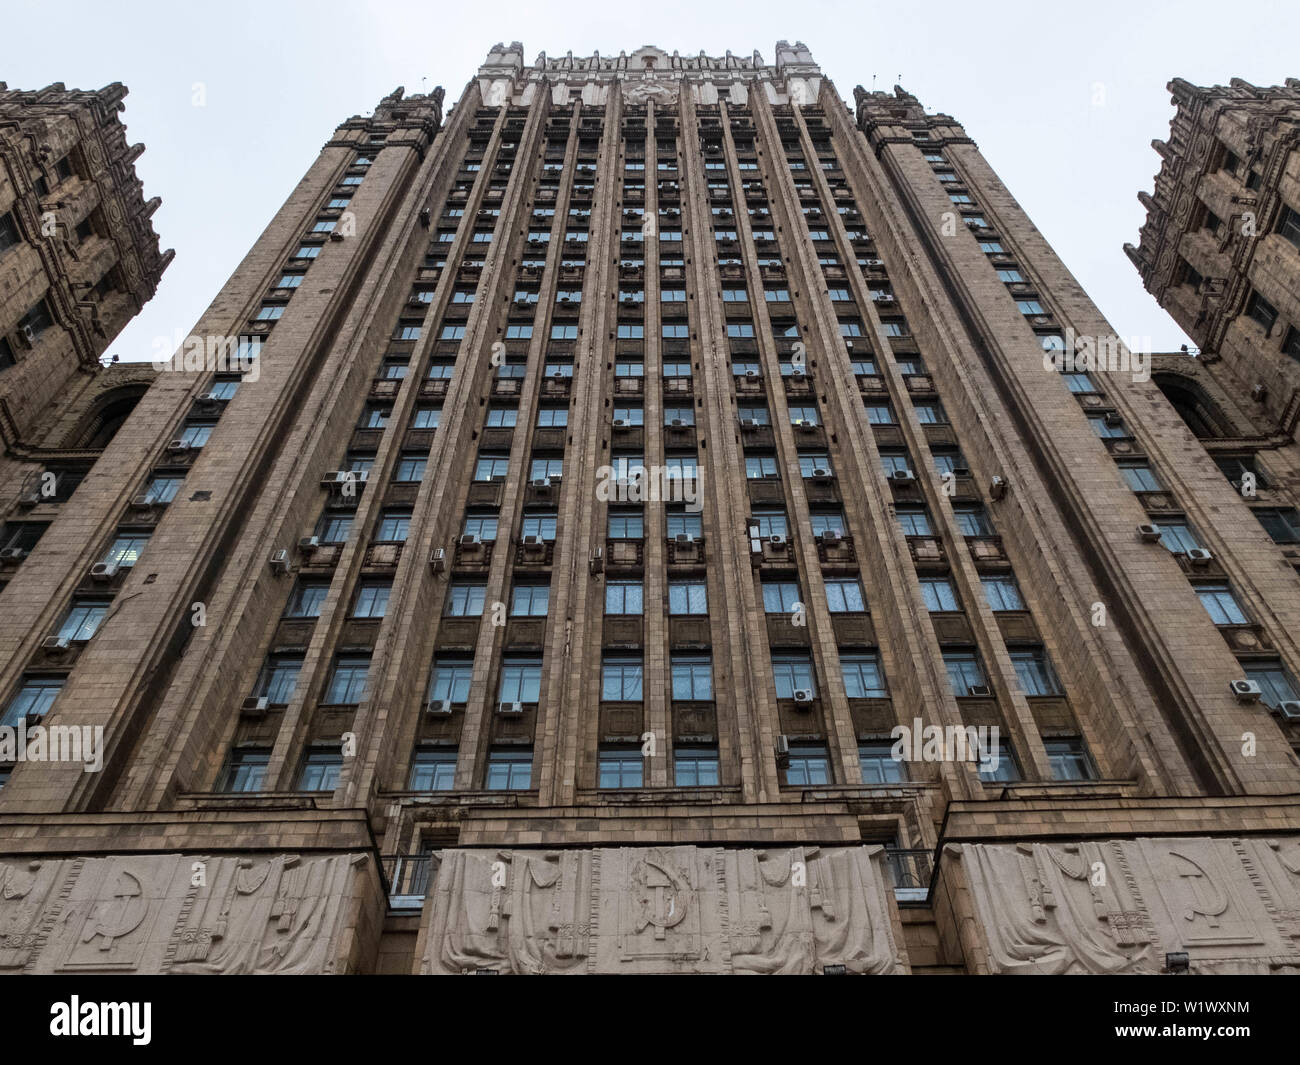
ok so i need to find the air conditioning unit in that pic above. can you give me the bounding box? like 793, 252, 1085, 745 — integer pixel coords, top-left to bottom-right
531, 478, 552, 488
166, 440, 190, 454
1104, 411, 1123, 427
675, 533, 696, 545
1251, 383, 1268, 402
89, 562, 118, 581
670, 418, 686, 427
1275, 700, 1300, 721
818, 531, 841, 545
740, 418, 759, 428
0, 548, 27, 562
196, 393, 222, 407
24, 712, 43, 728
427, 699, 452, 715
430, 548, 446, 573
967, 685, 992, 697
890, 469, 915, 484
21, 323, 38, 346
1137, 524, 1162, 543
129, 495, 156, 511
768, 533, 786, 546
988, 476, 1009, 500
41, 636, 70, 653
589, 548, 604, 575
745, 370, 759, 379
499, 700, 525, 715
269, 549, 290, 574
522, 534, 543, 546
1187, 548, 1214, 566
774, 735, 791, 765
241, 695, 269, 718
460, 533, 480, 546
612, 418, 629, 428
1230, 679, 1262, 703
298, 536, 320, 553
792, 689, 814, 704
811, 469, 832, 481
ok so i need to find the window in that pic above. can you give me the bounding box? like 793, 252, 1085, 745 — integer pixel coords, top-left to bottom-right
608, 509, 644, 539
606, 580, 643, 615
325, 657, 370, 704
410, 748, 457, 791
809, 511, 846, 537
978, 739, 1021, 783
996, 269, 1024, 283
316, 514, 352, 544
1045, 738, 1096, 781
1277, 205, 1300, 251
0, 211, 20, 254
219, 748, 269, 793
784, 744, 831, 786
749, 509, 787, 539
537, 407, 568, 427
394, 454, 426, 482
521, 511, 557, 541
954, 505, 994, 537
800, 453, 833, 478
445, 582, 486, 617
668, 580, 708, 615
771, 655, 815, 699
865, 403, 894, 425
671, 656, 713, 700
1088, 414, 1129, 439
486, 750, 533, 790
101, 533, 149, 568
1255, 507, 1300, 543
375, 510, 411, 542
921, 577, 960, 612
859, 741, 907, 784
255, 303, 285, 321
474, 454, 510, 481
944, 651, 986, 696
612, 406, 644, 427
674, 746, 720, 786
1061, 372, 1095, 394
598, 747, 644, 788
462, 513, 498, 542
896, 508, 931, 536
763, 581, 801, 614
141, 475, 182, 505
1246, 291, 1278, 333
913, 402, 946, 425
529, 457, 563, 481
2, 676, 64, 727
843, 653, 887, 698
499, 658, 542, 704
178, 422, 214, 448
602, 658, 643, 701
285, 581, 329, 619
826, 578, 866, 613
352, 582, 390, 619
662, 324, 690, 339
510, 583, 550, 617
428, 659, 472, 705
298, 749, 343, 792
616, 324, 644, 339
1118, 462, 1162, 492
1244, 660, 1299, 709
1010, 648, 1062, 696
745, 454, 778, 480
256, 656, 301, 705
788, 405, 819, 426
1156, 520, 1202, 554
1196, 583, 1248, 626
981, 575, 1024, 612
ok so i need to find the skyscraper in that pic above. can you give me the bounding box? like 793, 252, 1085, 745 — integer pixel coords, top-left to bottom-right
1, 45, 1297, 976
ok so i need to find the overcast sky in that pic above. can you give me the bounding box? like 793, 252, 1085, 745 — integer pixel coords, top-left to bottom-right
7, 0, 1298, 358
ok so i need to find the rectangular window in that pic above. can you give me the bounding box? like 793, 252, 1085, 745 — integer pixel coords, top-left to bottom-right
101, 533, 150, 568
674, 746, 720, 787
668, 581, 708, 615
428, 659, 473, 705
981, 576, 1024, 612
510, 583, 550, 617
352, 582, 391, 619
605, 580, 644, 615
1244, 660, 1299, 709
1010, 648, 1062, 696
598, 747, 644, 788
1118, 462, 1162, 492
771, 655, 815, 699
921, 577, 960, 612
843, 654, 887, 699
499, 659, 542, 703
219, 748, 269, 793
763, 581, 801, 614
1045, 738, 1096, 781
602, 658, 644, 701
859, 741, 907, 783
409, 748, 457, 791
671, 656, 713, 700
445, 582, 486, 617
325, 657, 370, 704
944, 652, 986, 696
285, 581, 329, 619
1196, 582, 1249, 626
298, 749, 343, 791
784, 744, 830, 786
1246, 291, 1278, 333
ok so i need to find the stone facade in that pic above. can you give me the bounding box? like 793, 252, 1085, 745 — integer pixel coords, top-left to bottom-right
0, 48, 1298, 975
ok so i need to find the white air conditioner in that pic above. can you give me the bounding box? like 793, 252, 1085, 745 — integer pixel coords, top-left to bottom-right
241, 695, 269, 717
269, 549, 290, 574
745, 370, 759, 379
792, 689, 814, 704
41, 636, 71, 653
589, 548, 604, 575
89, 562, 118, 581
196, 393, 222, 407
298, 536, 320, 552
670, 418, 685, 427
768, 533, 786, 546
797, 421, 816, 431
129, 495, 156, 511
967, 685, 992, 697
499, 700, 524, 715
774, 735, 791, 763
21, 323, 38, 346
1137, 524, 1162, 543
1104, 411, 1123, 427
811, 468, 831, 480
1186, 548, 1214, 566
0, 548, 27, 561
1251, 383, 1268, 402
818, 531, 841, 545
675, 533, 696, 545
612, 418, 629, 428
531, 478, 552, 488
890, 469, 915, 484
522, 535, 543, 546
1230, 679, 1262, 703
989, 475, 1009, 500
1276, 700, 1300, 721
430, 548, 446, 573
740, 418, 759, 428
460, 533, 480, 546
166, 440, 190, 454
427, 699, 452, 715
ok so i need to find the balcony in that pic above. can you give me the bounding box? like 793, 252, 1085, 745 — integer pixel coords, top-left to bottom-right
884, 848, 933, 903
382, 853, 434, 910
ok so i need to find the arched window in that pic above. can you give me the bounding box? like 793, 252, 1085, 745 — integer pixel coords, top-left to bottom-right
1153, 374, 1229, 439
66, 386, 148, 449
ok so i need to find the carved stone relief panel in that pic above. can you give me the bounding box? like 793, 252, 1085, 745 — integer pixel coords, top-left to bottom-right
953, 837, 1300, 974
0, 852, 371, 975
419, 845, 904, 974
